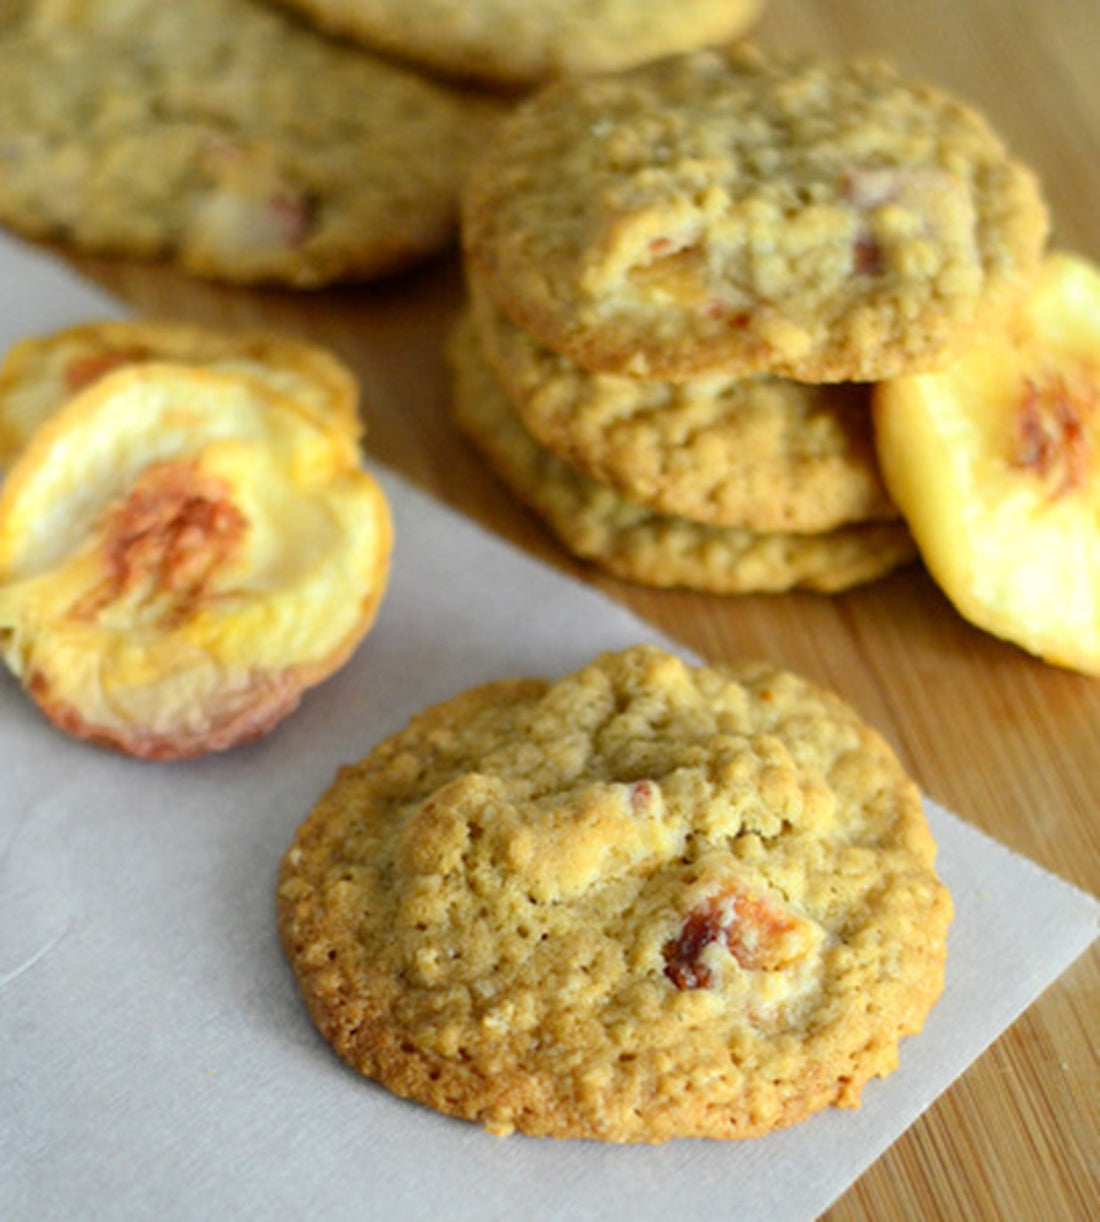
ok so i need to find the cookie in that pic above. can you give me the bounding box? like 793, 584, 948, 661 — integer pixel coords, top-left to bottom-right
0, 319, 362, 470
463, 46, 1048, 382
278, 643, 952, 1141
268, 0, 762, 90
470, 282, 897, 533
448, 317, 916, 593
0, 362, 392, 759
0, 0, 499, 286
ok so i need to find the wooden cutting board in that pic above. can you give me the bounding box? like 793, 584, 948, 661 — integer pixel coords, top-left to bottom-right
53, 1, 1097, 1216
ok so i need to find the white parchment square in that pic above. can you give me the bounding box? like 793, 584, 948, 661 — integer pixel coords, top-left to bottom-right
0, 235, 1095, 1222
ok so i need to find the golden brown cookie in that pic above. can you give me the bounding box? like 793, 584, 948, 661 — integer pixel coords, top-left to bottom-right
0, 362, 392, 759
449, 316, 916, 593
0, 0, 499, 286
463, 47, 1048, 382
0, 319, 362, 470
278, 644, 952, 1141
268, 0, 762, 90
470, 282, 896, 532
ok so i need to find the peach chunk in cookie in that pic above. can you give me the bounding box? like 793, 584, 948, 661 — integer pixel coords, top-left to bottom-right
0, 362, 392, 759
663, 882, 812, 988
278, 645, 951, 1142
873, 251, 1100, 674
0, 319, 362, 471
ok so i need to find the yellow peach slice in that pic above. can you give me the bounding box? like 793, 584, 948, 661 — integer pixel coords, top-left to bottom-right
0, 319, 361, 470
0, 362, 392, 758
873, 251, 1100, 674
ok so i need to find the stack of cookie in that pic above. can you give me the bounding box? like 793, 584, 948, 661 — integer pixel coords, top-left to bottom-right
454, 47, 1048, 594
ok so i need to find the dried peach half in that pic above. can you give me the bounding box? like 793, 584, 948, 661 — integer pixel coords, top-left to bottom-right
873, 251, 1100, 674
0, 362, 392, 758
0, 319, 361, 470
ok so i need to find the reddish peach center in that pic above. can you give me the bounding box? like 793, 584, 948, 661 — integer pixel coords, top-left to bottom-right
1013, 372, 1094, 496
74, 459, 246, 623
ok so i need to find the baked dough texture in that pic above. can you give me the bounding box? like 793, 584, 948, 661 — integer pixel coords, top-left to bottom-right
470, 282, 896, 533
268, 0, 762, 89
0, 0, 499, 286
448, 316, 916, 594
278, 644, 952, 1142
463, 46, 1048, 382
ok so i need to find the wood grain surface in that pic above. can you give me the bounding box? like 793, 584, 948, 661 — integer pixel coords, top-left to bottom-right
54, 1, 1097, 1217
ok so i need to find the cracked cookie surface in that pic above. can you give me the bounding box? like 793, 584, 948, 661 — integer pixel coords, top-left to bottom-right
463, 46, 1047, 382
278, 644, 951, 1141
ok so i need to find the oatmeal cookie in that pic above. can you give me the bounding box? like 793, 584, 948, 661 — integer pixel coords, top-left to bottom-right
463, 47, 1048, 382
0, 0, 498, 286
471, 283, 896, 532
278, 644, 952, 1141
268, 0, 761, 90
449, 317, 915, 593
0, 319, 362, 469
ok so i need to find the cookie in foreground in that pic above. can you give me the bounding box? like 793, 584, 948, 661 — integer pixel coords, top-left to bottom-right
278, 644, 952, 1142
0, 362, 392, 759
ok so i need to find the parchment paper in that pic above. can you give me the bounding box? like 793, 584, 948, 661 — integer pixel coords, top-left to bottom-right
0, 234, 1095, 1222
